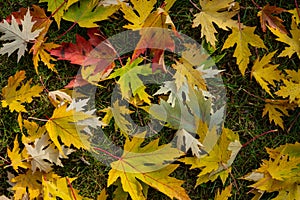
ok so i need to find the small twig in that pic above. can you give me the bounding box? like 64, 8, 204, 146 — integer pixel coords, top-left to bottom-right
39, 76, 49, 93
287, 111, 300, 133
28, 117, 48, 122
0, 155, 10, 164
295, 0, 300, 21
251, 0, 262, 9
56, 22, 78, 41
221, 163, 239, 193
66, 177, 77, 200
189, 0, 201, 11
242, 129, 278, 148
242, 89, 265, 102
93, 147, 121, 160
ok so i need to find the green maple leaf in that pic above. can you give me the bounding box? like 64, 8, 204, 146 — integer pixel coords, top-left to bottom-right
108, 58, 155, 104
62, 0, 120, 28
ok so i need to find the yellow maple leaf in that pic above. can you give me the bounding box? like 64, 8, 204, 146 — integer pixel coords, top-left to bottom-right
222, 26, 266, 75
180, 128, 241, 186
214, 184, 232, 200
7, 137, 30, 172
45, 104, 92, 153
262, 99, 296, 129
192, 0, 240, 47
1, 71, 43, 112
268, 21, 300, 59
251, 51, 282, 96
121, 0, 157, 30
107, 133, 189, 200
276, 80, 300, 105
11, 170, 43, 200
42, 173, 86, 200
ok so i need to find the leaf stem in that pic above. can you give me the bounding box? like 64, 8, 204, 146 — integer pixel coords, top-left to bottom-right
56, 22, 78, 41
28, 117, 48, 122
49, 0, 68, 19
295, 0, 300, 20
251, 0, 261, 9
189, 0, 201, 11
93, 147, 121, 160
242, 129, 278, 148
66, 177, 77, 200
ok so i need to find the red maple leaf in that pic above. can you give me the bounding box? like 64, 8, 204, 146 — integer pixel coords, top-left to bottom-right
258, 4, 287, 34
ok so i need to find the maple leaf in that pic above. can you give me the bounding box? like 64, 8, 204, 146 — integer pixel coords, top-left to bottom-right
7, 137, 30, 172
25, 133, 74, 173
21, 120, 46, 144
1, 71, 44, 112
107, 133, 189, 200
42, 173, 85, 200
0, 9, 43, 61
176, 129, 204, 158
262, 99, 296, 129
289, 8, 300, 25
214, 184, 232, 200
180, 128, 241, 186
108, 58, 155, 104
172, 59, 206, 91
243, 143, 300, 198
268, 21, 300, 59
251, 51, 282, 96
120, 0, 157, 30
62, 0, 120, 28
222, 26, 266, 75
132, 8, 177, 71
30, 20, 60, 74
275, 79, 300, 105
258, 3, 287, 34
39, 0, 79, 28
10, 170, 43, 200
50, 28, 116, 86
45, 104, 92, 153
192, 0, 240, 47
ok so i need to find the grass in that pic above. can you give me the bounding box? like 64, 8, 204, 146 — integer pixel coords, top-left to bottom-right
0, 0, 300, 199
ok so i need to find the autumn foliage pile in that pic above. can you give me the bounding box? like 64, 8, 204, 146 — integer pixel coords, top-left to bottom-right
0, 0, 300, 199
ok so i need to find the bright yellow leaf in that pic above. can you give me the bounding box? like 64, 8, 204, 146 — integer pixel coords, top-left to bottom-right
1, 71, 43, 112
214, 184, 232, 200
121, 0, 157, 30
45, 104, 92, 153
276, 80, 300, 105
262, 99, 296, 129
192, 0, 240, 47
7, 137, 30, 172
251, 51, 282, 96
268, 21, 300, 59
222, 26, 266, 75
11, 170, 43, 200
107, 133, 188, 200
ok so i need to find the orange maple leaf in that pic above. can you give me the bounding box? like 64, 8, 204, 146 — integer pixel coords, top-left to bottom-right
258, 4, 287, 34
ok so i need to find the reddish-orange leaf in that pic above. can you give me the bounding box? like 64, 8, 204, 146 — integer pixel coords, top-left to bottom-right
258, 3, 287, 34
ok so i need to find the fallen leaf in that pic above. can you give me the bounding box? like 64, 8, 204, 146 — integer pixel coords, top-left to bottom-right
0, 9, 43, 61
62, 0, 119, 28
258, 4, 287, 33
107, 133, 189, 200
193, 0, 240, 47
222, 26, 266, 75
251, 51, 282, 96
1, 71, 43, 112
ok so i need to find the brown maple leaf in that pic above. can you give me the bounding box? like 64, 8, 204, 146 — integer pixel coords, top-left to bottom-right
258, 3, 287, 34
